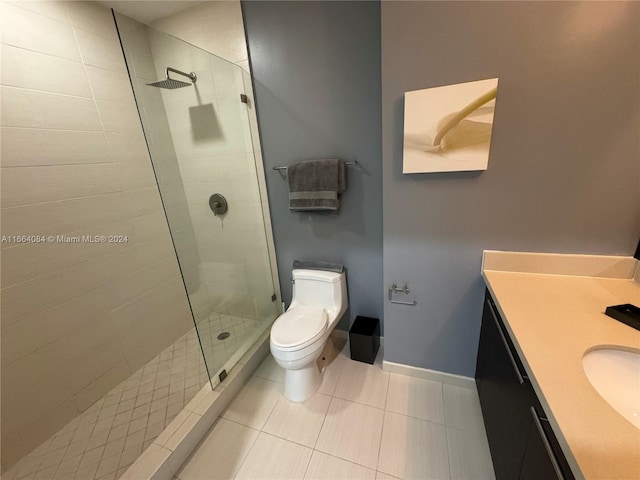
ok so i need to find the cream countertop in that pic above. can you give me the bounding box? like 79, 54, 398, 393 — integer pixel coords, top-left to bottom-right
481, 251, 640, 480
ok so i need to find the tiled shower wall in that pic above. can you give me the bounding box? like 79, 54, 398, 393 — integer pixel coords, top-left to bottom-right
149, 1, 278, 322
0, 1, 194, 471
113, 13, 203, 308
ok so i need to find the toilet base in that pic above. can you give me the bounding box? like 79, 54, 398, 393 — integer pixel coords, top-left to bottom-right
283, 361, 322, 402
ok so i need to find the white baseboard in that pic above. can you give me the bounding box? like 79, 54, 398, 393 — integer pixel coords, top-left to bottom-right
383, 360, 475, 388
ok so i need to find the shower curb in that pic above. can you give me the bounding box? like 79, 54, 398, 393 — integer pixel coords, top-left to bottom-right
120, 330, 271, 480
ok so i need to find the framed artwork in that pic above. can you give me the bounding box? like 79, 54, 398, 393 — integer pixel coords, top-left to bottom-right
403, 78, 499, 174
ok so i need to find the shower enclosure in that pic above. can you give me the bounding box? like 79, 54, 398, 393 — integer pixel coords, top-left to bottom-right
113, 12, 279, 389
0, 3, 278, 479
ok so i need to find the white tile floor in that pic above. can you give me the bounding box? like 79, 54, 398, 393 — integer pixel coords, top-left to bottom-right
176, 342, 496, 480
2, 310, 268, 480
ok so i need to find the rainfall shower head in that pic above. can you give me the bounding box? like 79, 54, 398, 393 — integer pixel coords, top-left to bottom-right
147, 67, 197, 89
148, 78, 191, 89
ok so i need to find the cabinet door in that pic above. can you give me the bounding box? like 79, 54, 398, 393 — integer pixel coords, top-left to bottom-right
475, 291, 532, 480
520, 407, 565, 480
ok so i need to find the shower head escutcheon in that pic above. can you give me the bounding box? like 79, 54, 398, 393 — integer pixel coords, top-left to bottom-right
146, 67, 197, 89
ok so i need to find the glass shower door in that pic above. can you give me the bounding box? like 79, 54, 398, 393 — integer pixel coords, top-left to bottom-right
114, 12, 278, 387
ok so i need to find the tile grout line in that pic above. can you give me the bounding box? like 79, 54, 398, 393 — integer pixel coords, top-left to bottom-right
226, 357, 377, 476
441, 382, 454, 480
311, 352, 348, 452
374, 365, 392, 475
375, 408, 389, 476
229, 420, 262, 480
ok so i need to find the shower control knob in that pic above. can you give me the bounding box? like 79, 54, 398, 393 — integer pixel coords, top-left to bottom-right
209, 194, 228, 216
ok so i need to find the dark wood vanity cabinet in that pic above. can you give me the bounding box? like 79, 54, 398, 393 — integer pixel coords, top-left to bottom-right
520, 406, 567, 480
475, 290, 575, 480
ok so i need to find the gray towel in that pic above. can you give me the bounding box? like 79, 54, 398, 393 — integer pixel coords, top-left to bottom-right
287, 159, 346, 211
292, 260, 344, 273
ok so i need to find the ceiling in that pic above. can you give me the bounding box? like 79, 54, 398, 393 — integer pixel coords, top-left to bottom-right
98, 1, 203, 24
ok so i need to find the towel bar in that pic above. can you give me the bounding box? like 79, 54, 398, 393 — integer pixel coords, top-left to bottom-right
273, 160, 357, 171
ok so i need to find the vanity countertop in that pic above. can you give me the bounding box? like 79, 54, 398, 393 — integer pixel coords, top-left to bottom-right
482, 251, 640, 480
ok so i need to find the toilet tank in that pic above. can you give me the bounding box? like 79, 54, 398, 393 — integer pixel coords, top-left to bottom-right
291, 269, 347, 315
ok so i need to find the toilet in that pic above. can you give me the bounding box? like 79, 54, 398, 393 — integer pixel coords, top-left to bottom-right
270, 268, 348, 402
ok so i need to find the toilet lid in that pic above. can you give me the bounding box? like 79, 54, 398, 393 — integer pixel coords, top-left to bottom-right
271, 306, 328, 350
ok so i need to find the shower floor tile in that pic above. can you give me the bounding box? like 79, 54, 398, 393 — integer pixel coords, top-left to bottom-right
4, 329, 208, 480
4, 310, 268, 480
195, 312, 265, 377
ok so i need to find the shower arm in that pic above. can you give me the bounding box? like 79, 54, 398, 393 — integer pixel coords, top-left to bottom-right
166, 67, 197, 83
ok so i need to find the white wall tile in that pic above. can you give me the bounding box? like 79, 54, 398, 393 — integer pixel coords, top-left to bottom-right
106, 132, 151, 163
2, 192, 119, 241
1, 128, 109, 166
1, 219, 136, 287
1, 187, 162, 242
64, 340, 127, 396
1, 2, 80, 61
5, 1, 69, 22
86, 66, 135, 103
1, 287, 113, 366
117, 19, 157, 81
64, 1, 117, 39
2, 320, 119, 426
74, 27, 126, 73
1, 235, 174, 325
131, 211, 171, 243
101, 258, 181, 310
1, 399, 79, 471
1, 44, 92, 97
1, 86, 102, 130
0, 2, 195, 470
116, 162, 157, 191
1, 163, 122, 208
236, 59, 250, 73
96, 100, 143, 133
110, 278, 192, 371
74, 361, 132, 412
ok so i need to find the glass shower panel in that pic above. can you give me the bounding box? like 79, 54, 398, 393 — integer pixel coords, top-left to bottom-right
114, 13, 278, 387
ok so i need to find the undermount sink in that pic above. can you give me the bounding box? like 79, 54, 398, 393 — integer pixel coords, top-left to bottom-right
582, 347, 640, 429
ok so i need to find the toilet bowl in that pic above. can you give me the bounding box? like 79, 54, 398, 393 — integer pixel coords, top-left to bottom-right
270, 269, 348, 402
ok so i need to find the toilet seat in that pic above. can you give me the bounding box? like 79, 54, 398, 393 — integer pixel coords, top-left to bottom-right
271, 306, 328, 352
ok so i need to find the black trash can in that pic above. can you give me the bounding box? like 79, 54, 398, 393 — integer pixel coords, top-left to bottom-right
349, 316, 380, 364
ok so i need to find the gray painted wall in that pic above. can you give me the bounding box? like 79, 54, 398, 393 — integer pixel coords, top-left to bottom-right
243, 1, 383, 331
382, 1, 640, 376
